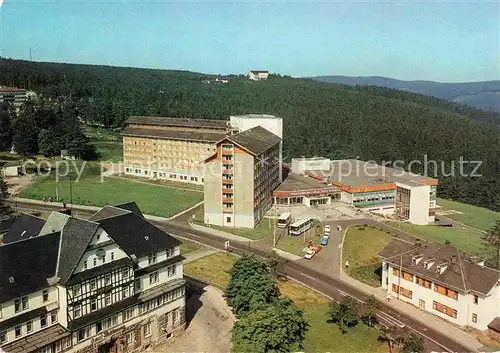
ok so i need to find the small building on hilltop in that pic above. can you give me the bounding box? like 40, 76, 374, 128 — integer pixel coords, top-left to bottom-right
248, 70, 269, 81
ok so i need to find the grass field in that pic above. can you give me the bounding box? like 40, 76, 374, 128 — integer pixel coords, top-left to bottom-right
343, 225, 393, 287
85, 126, 123, 162
437, 198, 499, 231
391, 221, 485, 256
191, 207, 274, 240
179, 239, 202, 255
275, 220, 323, 256
185, 252, 386, 352
20, 172, 203, 218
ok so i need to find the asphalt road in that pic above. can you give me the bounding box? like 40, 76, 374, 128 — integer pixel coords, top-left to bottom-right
6, 200, 474, 353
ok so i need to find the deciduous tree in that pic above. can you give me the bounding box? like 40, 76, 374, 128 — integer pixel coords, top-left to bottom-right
231, 297, 309, 353
401, 333, 424, 353
482, 220, 500, 269
328, 296, 360, 333
224, 254, 280, 317
362, 295, 380, 327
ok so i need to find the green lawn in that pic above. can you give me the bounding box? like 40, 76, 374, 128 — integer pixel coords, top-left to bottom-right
179, 238, 203, 255
191, 206, 274, 240
20, 172, 203, 218
391, 221, 485, 256
275, 220, 324, 256
85, 126, 123, 162
185, 252, 386, 352
343, 226, 393, 287
117, 175, 203, 192
437, 198, 499, 231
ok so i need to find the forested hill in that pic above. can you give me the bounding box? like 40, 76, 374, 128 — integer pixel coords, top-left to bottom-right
1, 58, 500, 211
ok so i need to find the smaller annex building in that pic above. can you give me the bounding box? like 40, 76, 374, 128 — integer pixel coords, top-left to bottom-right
272, 172, 340, 207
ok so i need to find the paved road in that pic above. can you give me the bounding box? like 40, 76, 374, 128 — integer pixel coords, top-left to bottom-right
7, 200, 473, 353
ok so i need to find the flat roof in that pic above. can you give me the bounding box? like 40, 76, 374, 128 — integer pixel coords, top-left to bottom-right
273, 172, 340, 197
231, 114, 280, 119
121, 126, 226, 142
224, 125, 281, 156
307, 159, 438, 188
126, 116, 228, 130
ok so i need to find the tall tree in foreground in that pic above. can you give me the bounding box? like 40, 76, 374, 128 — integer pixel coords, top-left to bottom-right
231, 297, 309, 353
225, 254, 280, 317
482, 220, 500, 269
0, 105, 13, 151
0, 177, 11, 216
401, 333, 424, 353
362, 295, 380, 327
328, 296, 359, 334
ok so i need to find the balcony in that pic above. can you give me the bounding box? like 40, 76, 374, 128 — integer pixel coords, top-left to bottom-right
222, 169, 234, 174
222, 178, 233, 184
222, 188, 233, 193
222, 207, 233, 212
222, 197, 233, 203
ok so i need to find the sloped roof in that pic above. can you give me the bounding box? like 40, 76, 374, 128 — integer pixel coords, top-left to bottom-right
2, 213, 45, 244
379, 239, 500, 295
88, 205, 130, 221
121, 126, 226, 142
56, 218, 100, 284
0, 232, 61, 302
95, 212, 180, 258
39, 211, 71, 236
224, 125, 281, 156
113, 201, 144, 218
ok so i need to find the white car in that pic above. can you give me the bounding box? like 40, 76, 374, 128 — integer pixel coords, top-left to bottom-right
324, 224, 331, 233
304, 250, 315, 259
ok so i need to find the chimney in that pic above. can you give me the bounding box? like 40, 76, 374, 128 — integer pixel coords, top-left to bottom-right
451, 255, 457, 264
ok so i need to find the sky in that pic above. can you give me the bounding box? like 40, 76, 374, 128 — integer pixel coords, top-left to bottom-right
0, 0, 499, 82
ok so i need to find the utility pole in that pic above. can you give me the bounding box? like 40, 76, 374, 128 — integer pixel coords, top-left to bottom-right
397, 253, 402, 300
69, 175, 73, 210
273, 206, 277, 247
29, 47, 32, 61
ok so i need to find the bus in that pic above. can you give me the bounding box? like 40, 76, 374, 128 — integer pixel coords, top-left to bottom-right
289, 217, 314, 236
277, 213, 292, 228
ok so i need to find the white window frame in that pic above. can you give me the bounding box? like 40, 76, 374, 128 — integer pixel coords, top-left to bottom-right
149, 271, 159, 285
74, 305, 81, 318
26, 320, 33, 333
126, 331, 134, 345
42, 289, 49, 302
143, 322, 151, 337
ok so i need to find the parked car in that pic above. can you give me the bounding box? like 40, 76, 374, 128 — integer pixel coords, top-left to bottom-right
320, 234, 329, 245
304, 245, 322, 259
324, 224, 331, 233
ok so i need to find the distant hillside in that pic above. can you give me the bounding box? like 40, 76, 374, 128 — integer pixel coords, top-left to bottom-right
313, 75, 500, 113
1, 58, 500, 212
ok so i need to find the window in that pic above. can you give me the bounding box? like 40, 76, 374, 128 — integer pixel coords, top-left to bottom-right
123, 286, 130, 299
26, 320, 33, 333
105, 293, 111, 306
91, 299, 97, 312
83, 260, 87, 270
55, 337, 72, 352
96, 233, 100, 241
22, 296, 29, 310
123, 308, 134, 321
0, 331, 6, 344
77, 329, 86, 342
43, 289, 49, 302
168, 265, 176, 277
73, 285, 81, 297
226, 216, 231, 223
135, 279, 141, 291
122, 268, 129, 279
434, 284, 458, 300
416, 276, 432, 289
473, 295, 479, 304
148, 253, 157, 265
472, 313, 478, 323
402, 271, 413, 282
126, 331, 134, 345
110, 252, 115, 261
96, 321, 103, 333
105, 274, 111, 285
15, 325, 22, 338
40, 314, 47, 328
51, 310, 58, 323
90, 279, 96, 290
93, 258, 97, 267
149, 271, 159, 285
433, 301, 457, 319
74, 305, 81, 318
143, 323, 151, 337
173, 309, 178, 323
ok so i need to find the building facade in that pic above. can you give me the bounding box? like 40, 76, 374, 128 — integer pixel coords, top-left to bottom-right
0, 202, 186, 353
247, 71, 269, 81
379, 239, 500, 332
0, 86, 28, 110
204, 126, 281, 228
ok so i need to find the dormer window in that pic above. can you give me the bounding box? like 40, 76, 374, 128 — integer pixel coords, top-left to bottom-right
424, 259, 435, 270
436, 263, 448, 274
412, 255, 423, 265
148, 253, 157, 265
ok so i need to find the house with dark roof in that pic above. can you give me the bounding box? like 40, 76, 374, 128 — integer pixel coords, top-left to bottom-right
379, 238, 500, 333
1, 213, 45, 245
0, 203, 186, 353
203, 124, 282, 228
248, 70, 269, 81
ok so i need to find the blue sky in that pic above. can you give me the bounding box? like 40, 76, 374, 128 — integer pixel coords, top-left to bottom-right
1, 0, 498, 82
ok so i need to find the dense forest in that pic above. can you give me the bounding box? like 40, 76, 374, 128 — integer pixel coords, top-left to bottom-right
1, 58, 499, 211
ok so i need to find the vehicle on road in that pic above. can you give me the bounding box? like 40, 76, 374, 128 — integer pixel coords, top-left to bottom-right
324, 224, 331, 233
337, 225, 342, 232
290, 217, 314, 235
304, 245, 322, 259
320, 234, 329, 245
277, 212, 292, 228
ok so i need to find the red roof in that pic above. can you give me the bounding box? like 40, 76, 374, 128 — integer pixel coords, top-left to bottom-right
0, 86, 27, 93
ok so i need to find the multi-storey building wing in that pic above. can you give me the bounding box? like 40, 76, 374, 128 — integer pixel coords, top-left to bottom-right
0, 202, 186, 353
121, 116, 227, 184
379, 239, 500, 334
0, 86, 28, 110
204, 125, 281, 228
